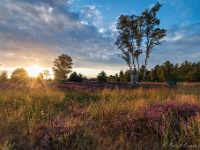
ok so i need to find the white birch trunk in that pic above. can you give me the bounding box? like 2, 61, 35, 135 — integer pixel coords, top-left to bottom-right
142, 57, 148, 83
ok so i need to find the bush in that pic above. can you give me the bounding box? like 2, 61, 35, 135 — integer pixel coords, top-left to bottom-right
131, 101, 200, 132
97, 71, 107, 82
0, 71, 8, 83
10, 68, 29, 83
69, 72, 85, 82
123, 101, 200, 147
94, 100, 200, 148
40, 115, 97, 150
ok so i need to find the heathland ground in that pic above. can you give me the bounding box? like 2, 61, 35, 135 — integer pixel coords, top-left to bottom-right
0, 82, 200, 149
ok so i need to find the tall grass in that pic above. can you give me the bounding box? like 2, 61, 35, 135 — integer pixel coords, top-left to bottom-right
0, 83, 200, 149
86, 86, 200, 149
0, 83, 65, 149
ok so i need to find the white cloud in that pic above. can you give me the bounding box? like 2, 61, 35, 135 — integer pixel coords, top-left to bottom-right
80, 5, 103, 28
150, 21, 200, 66
0, 0, 200, 77
0, 0, 121, 74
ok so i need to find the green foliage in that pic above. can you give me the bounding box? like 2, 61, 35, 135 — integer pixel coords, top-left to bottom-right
115, 2, 166, 84
43, 69, 50, 81
166, 76, 177, 86
107, 70, 130, 82
119, 70, 125, 82
10, 68, 29, 83
97, 71, 107, 82
52, 54, 73, 82
149, 60, 200, 82
141, 2, 167, 81
108, 73, 120, 82
0, 70, 8, 82
107, 60, 200, 83
37, 72, 44, 83
115, 14, 143, 84
178, 60, 200, 82
69, 71, 85, 82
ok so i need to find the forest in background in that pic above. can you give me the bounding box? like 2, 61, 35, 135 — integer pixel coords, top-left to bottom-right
0, 60, 200, 83
107, 60, 200, 83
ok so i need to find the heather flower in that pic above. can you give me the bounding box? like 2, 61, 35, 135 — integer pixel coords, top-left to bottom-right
40, 115, 82, 149
123, 101, 200, 137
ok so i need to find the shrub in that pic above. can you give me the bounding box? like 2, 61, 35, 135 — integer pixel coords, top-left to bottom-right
92, 100, 200, 148
40, 115, 97, 150
69, 72, 85, 82
0, 71, 8, 82
10, 68, 29, 83
123, 101, 200, 147
97, 71, 107, 82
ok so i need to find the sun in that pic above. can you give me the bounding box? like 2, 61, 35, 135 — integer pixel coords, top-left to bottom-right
27, 65, 43, 77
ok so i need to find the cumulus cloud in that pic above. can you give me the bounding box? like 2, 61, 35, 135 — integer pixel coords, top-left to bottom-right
80, 4, 117, 37
149, 21, 200, 67
0, 0, 199, 77
80, 5, 102, 26
0, 0, 121, 73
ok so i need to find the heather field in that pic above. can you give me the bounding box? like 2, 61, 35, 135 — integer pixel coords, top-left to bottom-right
0, 82, 200, 150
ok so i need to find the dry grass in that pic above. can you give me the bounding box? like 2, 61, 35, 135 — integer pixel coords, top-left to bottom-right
0, 82, 200, 149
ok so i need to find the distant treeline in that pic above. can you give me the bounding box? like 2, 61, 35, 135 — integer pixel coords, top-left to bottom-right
107, 60, 200, 82
1, 60, 200, 83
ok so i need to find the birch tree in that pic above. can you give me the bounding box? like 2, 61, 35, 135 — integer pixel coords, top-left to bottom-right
115, 15, 143, 87
115, 2, 166, 85
142, 2, 166, 82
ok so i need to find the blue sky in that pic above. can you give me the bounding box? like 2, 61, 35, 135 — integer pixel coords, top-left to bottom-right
0, 0, 200, 77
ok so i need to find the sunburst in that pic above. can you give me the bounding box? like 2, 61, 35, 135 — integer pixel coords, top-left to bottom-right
26, 65, 43, 77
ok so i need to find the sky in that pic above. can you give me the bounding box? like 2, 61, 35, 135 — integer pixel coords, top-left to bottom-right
0, 0, 200, 77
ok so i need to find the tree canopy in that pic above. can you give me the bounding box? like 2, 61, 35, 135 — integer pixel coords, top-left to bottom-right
0, 71, 8, 82
115, 2, 166, 86
52, 54, 73, 82
10, 68, 28, 83
69, 72, 85, 82
43, 69, 50, 81
97, 71, 107, 82
107, 60, 200, 83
